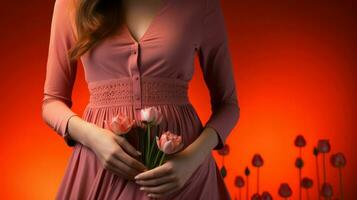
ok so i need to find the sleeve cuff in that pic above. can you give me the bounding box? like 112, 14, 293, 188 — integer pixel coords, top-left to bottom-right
204, 102, 240, 150
204, 121, 226, 150
62, 112, 78, 147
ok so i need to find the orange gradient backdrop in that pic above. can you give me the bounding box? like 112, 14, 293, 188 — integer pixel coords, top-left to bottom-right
0, 1, 356, 199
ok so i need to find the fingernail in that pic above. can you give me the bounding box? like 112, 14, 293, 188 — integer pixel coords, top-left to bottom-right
136, 151, 142, 155
140, 187, 144, 190
134, 175, 139, 180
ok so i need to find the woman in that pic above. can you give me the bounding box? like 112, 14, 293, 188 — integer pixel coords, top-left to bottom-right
41, 0, 240, 199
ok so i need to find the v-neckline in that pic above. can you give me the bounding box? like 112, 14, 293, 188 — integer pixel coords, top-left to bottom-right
124, 0, 169, 44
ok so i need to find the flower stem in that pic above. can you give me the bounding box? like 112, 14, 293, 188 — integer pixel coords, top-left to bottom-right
138, 128, 144, 163
146, 123, 151, 166
339, 167, 344, 200
148, 138, 157, 169
153, 150, 162, 168
158, 152, 166, 166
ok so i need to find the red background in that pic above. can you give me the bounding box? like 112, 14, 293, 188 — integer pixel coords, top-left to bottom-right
0, 0, 356, 199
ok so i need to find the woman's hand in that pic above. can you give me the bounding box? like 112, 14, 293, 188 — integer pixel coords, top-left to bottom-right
134, 150, 198, 198
134, 126, 220, 198
88, 126, 148, 180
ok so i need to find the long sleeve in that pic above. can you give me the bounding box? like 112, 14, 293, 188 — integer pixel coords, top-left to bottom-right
197, 0, 240, 150
41, 0, 79, 147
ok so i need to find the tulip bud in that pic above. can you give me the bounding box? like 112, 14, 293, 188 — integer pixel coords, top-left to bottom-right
252, 154, 264, 167
294, 134, 306, 147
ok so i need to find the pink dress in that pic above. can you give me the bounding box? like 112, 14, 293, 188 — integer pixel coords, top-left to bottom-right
41, 0, 240, 199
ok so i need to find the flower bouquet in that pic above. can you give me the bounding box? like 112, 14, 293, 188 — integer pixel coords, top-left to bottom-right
104, 106, 184, 169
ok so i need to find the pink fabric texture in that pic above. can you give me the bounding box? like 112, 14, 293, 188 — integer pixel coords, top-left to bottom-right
41, 0, 240, 199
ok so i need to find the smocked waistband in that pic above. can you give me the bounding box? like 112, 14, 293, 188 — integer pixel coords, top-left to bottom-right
87, 77, 190, 108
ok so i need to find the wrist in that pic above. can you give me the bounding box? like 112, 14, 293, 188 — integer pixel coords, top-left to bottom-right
81, 122, 101, 148
181, 128, 217, 165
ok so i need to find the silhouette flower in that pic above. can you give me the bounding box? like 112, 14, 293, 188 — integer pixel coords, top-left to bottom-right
245, 167, 251, 200
317, 139, 331, 153
330, 152, 346, 168
301, 177, 313, 200
295, 157, 304, 169
301, 177, 313, 189
294, 135, 306, 147
320, 182, 333, 198
261, 191, 272, 200
235, 175, 245, 188
218, 144, 229, 178
252, 154, 264, 167
278, 183, 292, 199
313, 146, 321, 200
218, 143, 230, 156
252, 154, 264, 194
330, 152, 346, 200
234, 175, 245, 200
251, 193, 261, 200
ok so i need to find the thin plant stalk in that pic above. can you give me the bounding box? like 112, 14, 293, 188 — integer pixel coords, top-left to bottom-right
153, 150, 162, 167
158, 152, 166, 166
238, 188, 241, 200
339, 167, 344, 200
306, 189, 310, 200
322, 153, 327, 200
322, 153, 327, 183
246, 176, 249, 200
315, 155, 321, 200
146, 123, 151, 166
256, 167, 260, 194
299, 168, 302, 200
148, 136, 156, 168
298, 147, 303, 200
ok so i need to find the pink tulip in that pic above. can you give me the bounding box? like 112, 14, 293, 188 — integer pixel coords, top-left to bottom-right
330, 152, 346, 168
140, 106, 163, 125
252, 154, 264, 167
278, 183, 292, 198
104, 113, 135, 135
294, 135, 306, 147
317, 139, 331, 153
156, 131, 184, 154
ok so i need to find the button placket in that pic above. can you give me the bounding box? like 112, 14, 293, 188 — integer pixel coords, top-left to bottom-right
130, 42, 142, 110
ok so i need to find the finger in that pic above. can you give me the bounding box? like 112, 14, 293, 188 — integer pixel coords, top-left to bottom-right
105, 162, 131, 179
141, 182, 177, 195
115, 148, 148, 172
136, 174, 176, 186
135, 163, 173, 180
114, 135, 141, 158
108, 156, 140, 179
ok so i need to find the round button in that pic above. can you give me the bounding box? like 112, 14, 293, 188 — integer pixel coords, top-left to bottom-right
135, 76, 139, 80
133, 50, 137, 54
